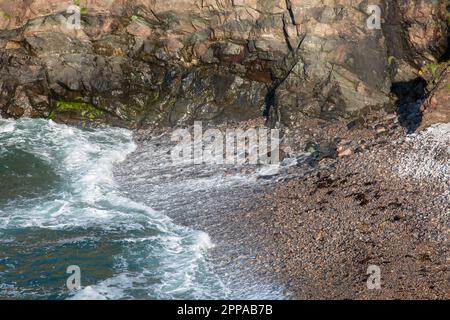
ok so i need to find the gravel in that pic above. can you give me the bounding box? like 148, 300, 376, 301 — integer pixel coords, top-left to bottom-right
246, 116, 449, 299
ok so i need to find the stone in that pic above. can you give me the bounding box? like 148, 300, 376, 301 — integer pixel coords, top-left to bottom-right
338, 148, 353, 158
347, 117, 366, 130
376, 126, 387, 134
317, 141, 338, 160
304, 141, 318, 153
0, 0, 447, 128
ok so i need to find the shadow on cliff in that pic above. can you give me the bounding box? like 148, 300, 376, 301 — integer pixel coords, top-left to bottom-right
391, 77, 427, 134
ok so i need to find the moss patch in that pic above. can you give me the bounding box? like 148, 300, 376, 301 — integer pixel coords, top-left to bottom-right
52, 101, 104, 121
0, 11, 11, 19
48, 111, 57, 121
148, 91, 160, 103
419, 61, 449, 84
387, 56, 396, 66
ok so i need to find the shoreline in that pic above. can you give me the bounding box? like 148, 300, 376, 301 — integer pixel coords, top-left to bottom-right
119, 114, 449, 299
115, 126, 290, 299
1, 115, 448, 299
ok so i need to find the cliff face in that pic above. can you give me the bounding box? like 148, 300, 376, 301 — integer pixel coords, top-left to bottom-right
419, 66, 450, 130
0, 0, 447, 128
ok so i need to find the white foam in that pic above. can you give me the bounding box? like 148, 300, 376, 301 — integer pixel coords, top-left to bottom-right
68, 230, 222, 300
256, 164, 280, 178
0, 120, 15, 134
0, 119, 146, 230
70, 284, 117, 300
398, 123, 450, 184
0, 119, 228, 300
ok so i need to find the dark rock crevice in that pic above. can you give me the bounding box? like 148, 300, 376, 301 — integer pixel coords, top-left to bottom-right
264, 33, 306, 127
391, 77, 427, 133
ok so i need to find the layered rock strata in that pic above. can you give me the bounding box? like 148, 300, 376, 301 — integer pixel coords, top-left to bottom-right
0, 0, 447, 128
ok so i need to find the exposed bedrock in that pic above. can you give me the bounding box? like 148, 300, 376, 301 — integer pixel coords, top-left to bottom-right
419, 64, 450, 130
0, 0, 448, 128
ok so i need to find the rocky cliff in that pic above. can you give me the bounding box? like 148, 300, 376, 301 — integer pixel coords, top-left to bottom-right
0, 0, 448, 128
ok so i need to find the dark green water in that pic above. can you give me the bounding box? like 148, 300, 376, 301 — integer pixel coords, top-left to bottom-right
0, 119, 225, 299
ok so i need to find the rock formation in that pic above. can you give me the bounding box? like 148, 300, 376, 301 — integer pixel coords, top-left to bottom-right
0, 0, 448, 128
420, 64, 450, 129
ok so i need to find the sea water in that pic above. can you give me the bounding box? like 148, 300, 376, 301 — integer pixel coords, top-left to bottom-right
0, 118, 285, 300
